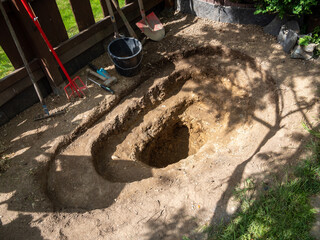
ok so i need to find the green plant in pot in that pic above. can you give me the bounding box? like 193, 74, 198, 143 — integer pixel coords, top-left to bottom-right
254, 0, 318, 19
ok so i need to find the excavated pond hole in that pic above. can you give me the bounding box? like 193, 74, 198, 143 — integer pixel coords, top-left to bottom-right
48, 45, 276, 210
90, 46, 265, 184
139, 120, 206, 168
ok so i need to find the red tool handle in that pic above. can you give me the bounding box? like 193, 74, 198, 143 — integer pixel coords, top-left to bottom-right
20, 0, 76, 88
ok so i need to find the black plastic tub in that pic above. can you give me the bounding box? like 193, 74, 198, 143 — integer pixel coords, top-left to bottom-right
108, 37, 143, 77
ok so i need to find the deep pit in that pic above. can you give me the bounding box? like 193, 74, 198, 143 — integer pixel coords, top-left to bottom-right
139, 119, 206, 168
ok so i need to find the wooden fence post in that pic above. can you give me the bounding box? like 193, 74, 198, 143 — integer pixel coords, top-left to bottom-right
69, 0, 95, 31
11, 0, 64, 93
31, 0, 68, 47
0, 1, 34, 69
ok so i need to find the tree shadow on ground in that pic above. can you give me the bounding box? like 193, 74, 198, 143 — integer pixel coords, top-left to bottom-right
142, 12, 319, 239
144, 207, 206, 240
0, 213, 44, 240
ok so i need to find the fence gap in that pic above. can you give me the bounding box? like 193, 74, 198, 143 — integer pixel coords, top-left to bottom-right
90, 0, 104, 23
56, 0, 79, 38
0, 46, 14, 79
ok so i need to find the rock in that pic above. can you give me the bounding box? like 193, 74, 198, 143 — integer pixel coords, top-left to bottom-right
303, 43, 318, 53
264, 15, 287, 36
277, 25, 298, 53
284, 20, 300, 33
291, 45, 313, 60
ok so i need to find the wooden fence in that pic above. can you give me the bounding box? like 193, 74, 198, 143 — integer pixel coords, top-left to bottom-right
0, 0, 165, 125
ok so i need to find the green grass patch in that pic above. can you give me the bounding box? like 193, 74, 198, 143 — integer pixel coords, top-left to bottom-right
119, 0, 125, 7
205, 123, 320, 240
56, 0, 79, 38
90, 0, 126, 23
56, 0, 126, 37
0, 46, 14, 79
90, 0, 104, 23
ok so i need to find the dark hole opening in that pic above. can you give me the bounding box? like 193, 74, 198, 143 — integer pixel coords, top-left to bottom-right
140, 122, 190, 168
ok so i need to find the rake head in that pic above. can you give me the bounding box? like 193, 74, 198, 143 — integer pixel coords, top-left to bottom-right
64, 76, 87, 99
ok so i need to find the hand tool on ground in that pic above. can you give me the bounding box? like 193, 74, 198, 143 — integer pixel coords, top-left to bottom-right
136, 0, 165, 41
86, 69, 117, 87
20, 0, 87, 100
88, 63, 117, 83
86, 76, 114, 94
0, 1, 64, 121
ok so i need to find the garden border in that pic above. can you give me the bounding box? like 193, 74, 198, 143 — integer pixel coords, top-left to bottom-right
175, 0, 274, 26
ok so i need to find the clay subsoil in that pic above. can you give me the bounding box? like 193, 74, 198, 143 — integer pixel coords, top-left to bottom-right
0, 11, 319, 240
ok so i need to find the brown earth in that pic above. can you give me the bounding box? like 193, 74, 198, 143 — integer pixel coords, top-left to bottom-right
0, 10, 319, 240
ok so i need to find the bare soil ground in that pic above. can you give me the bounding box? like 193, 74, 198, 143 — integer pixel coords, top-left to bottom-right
0, 11, 319, 240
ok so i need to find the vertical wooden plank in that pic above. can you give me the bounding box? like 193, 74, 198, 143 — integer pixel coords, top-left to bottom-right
0, 13, 22, 68
69, 0, 95, 31
100, 0, 109, 17
11, 0, 64, 91
100, 0, 118, 17
0, 1, 34, 69
30, 0, 68, 47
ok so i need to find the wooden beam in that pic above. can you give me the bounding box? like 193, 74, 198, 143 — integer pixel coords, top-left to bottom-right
0, 11, 23, 68
30, 0, 68, 47
69, 0, 95, 31
0, 1, 34, 68
0, 59, 45, 106
125, 0, 135, 4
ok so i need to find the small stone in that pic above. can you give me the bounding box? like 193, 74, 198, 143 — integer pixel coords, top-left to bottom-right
303, 43, 318, 53
291, 45, 313, 60
277, 25, 298, 53
284, 20, 300, 33
264, 15, 288, 36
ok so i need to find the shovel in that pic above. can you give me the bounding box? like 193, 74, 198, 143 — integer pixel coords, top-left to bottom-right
106, 0, 137, 39
136, 0, 165, 41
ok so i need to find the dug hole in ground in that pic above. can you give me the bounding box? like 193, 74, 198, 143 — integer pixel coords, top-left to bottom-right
0, 11, 319, 240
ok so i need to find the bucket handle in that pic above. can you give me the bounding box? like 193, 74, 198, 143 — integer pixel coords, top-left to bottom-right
108, 54, 143, 71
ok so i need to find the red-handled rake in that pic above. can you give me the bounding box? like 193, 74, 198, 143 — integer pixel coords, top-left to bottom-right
20, 0, 87, 99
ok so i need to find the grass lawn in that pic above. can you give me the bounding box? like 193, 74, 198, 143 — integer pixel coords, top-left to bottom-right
0, 0, 125, 79
56, 0, 126, 38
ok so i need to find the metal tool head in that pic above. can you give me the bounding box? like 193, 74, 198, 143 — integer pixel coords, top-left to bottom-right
136, 12, 165, 41
103, 76, 117, 86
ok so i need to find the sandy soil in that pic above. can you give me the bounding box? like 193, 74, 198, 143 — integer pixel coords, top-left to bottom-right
0, 10, 319, 240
